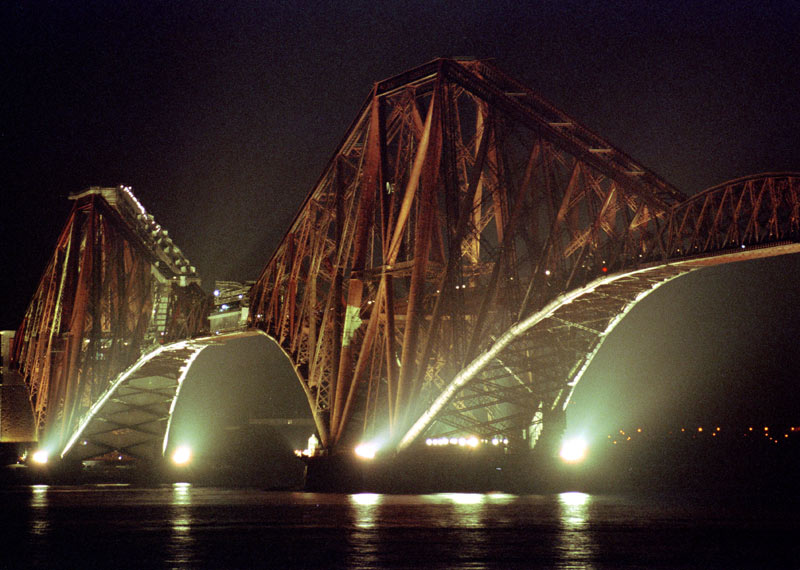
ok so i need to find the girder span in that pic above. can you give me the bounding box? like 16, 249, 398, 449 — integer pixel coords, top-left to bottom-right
60, 331, 260, 462
249, 57, 690, 452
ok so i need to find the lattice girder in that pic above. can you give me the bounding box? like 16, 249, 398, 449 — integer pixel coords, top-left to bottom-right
250, 58, 688, 451
400, 231, 800, 449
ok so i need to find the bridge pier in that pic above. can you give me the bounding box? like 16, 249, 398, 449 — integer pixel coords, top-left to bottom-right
0, 370, 37, 445
303, 454, 366, 492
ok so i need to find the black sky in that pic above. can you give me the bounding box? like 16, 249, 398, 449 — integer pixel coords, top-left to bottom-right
3, 1, 800, 435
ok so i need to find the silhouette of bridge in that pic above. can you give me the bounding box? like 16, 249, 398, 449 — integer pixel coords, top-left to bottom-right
4, 58, 799, 470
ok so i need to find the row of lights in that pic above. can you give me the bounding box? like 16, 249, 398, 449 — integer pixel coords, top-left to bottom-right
425, 436, 510, 447
351, 435, 515, 460
607, 426, 799, 445
351, 434, 515, 461
354, 435, 588, 465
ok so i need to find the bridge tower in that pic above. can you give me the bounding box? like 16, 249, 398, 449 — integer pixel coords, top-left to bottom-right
9, 186, 209, 453
10, 59, 799, 480
249, 57, 690, 455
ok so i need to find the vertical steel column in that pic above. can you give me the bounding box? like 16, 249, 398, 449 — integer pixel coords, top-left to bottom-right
330, 89, 382, 442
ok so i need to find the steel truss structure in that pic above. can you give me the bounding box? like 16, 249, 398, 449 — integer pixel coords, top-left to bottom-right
11, 59, 800, 461
11, 186, 209, 450
250, 58, 800, 453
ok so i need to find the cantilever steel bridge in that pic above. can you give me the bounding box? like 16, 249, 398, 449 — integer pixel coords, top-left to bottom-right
6, 58, 800, 466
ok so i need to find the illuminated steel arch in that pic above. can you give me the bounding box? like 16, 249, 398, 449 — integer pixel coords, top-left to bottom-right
249, 57, 800, 454
398, 171, 800, 450
399, 226, 800, 450
60, 338, 210, 461
400, 172, 800, 449
59, 329, 317, 462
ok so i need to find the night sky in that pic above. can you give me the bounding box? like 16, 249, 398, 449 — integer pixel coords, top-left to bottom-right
3, 1, 800, 441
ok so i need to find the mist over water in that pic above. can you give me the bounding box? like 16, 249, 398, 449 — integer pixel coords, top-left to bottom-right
2, 485, 797, 569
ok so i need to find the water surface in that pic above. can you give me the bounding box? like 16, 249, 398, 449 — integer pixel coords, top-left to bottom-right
2, 485, 797, 568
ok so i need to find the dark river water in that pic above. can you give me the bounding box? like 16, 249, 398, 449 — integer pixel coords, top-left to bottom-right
1, 484, 798, 569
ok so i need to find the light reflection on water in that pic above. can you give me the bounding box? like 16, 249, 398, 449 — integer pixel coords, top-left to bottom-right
437, 493, 490, 568
349, 493, 383, 567
168, 482, 194, 567
433, 492, 487, 530
28, 484, 51, 568
30, 484, 50, 536
346, 492, 527, 569
557, 491, 596, 569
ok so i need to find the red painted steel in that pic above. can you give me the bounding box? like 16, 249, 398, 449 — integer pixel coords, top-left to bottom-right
249, 59, 800, 454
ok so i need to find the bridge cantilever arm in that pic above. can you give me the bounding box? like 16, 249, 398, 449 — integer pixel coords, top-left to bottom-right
60, 340, 208, 460
396, 266, 671, 451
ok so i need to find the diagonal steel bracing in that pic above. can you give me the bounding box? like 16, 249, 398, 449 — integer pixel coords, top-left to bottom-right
60, 331, 265, 462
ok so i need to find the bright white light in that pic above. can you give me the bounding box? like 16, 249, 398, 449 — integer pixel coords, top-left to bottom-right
31, 450, 49, 465
171, 445, 192, 466
305, 434, 319, 456
440, 493, 485, 505
351, 493, 381, 506
559, 491, 590, 506
354, 442, 378, 460
560, 438, 588, 463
